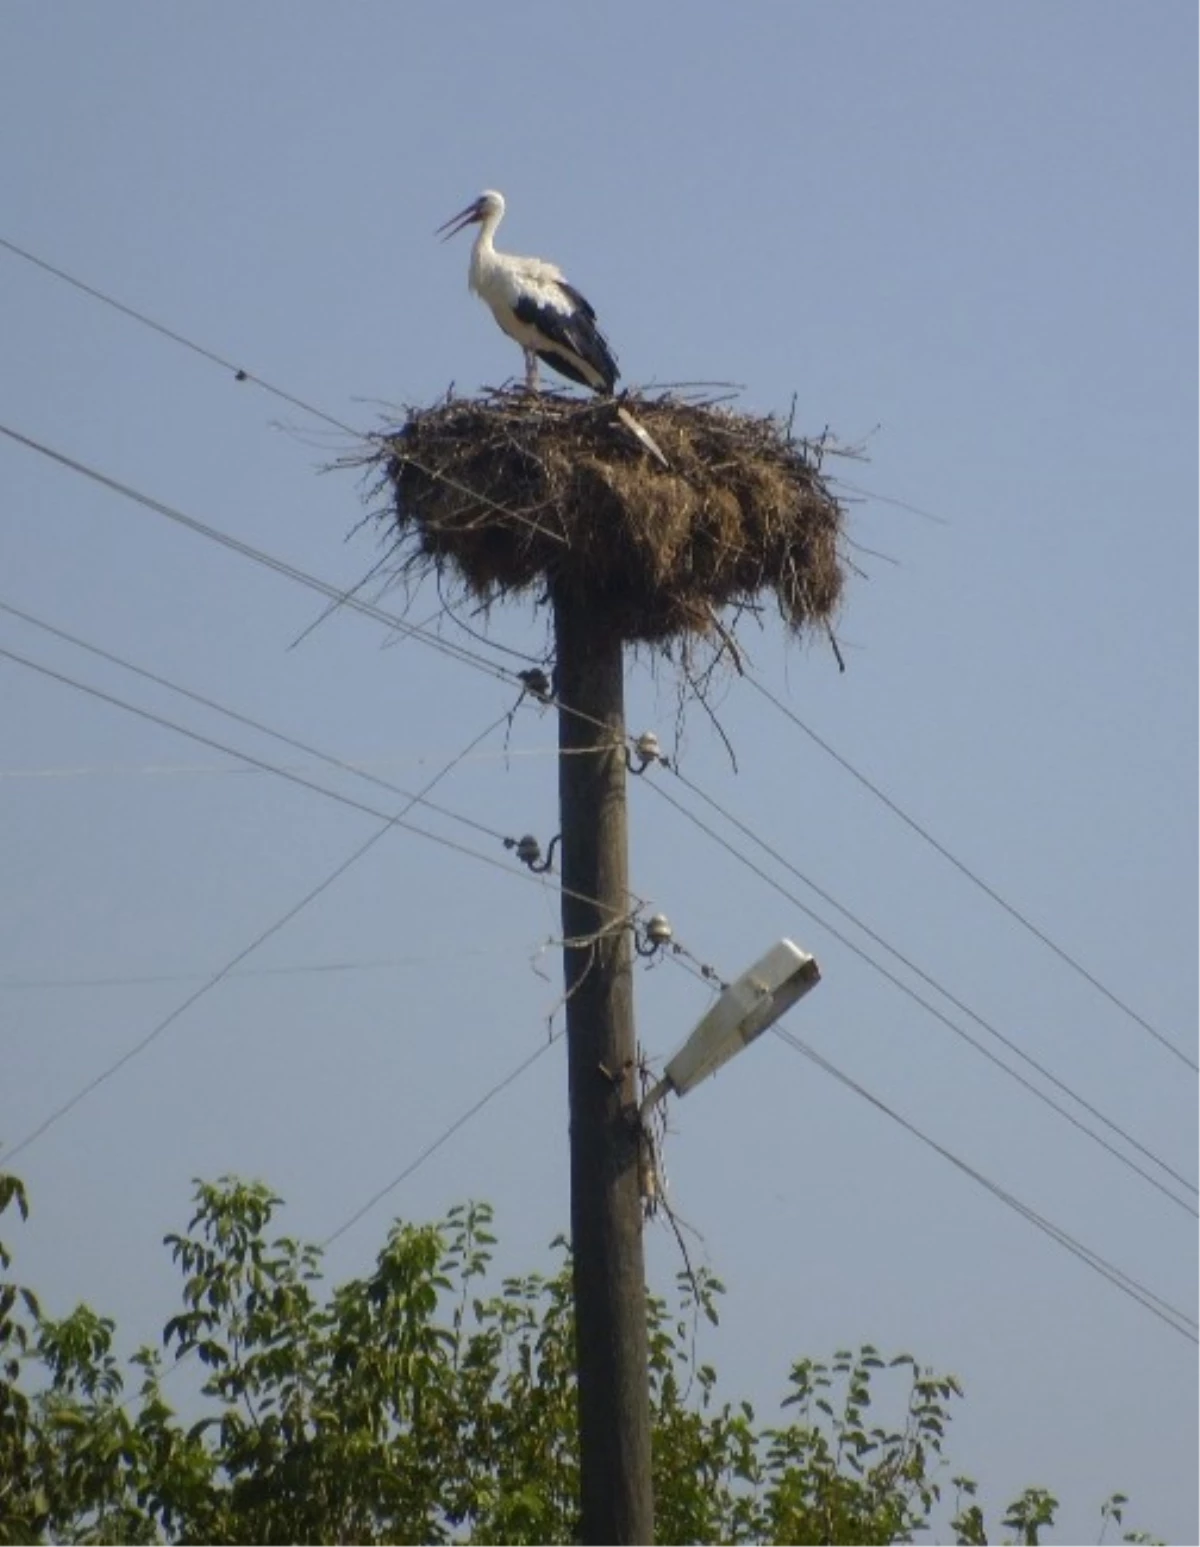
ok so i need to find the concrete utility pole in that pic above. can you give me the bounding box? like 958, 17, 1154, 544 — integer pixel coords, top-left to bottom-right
553, 586, 655, 1546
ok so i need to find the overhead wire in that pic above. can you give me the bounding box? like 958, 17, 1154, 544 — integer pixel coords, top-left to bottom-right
664, 948, 1196, 1344
0, 950, 510, 992
825, 474, 951, 526
0, 635, 646, 1164
125, 1028, 563, 1404
321, 1030, 563, 1249
642, 771, 1196, 1215
0, 620, 644, 931
0, 421, 619, 753
0, 640, 644, 947
0, 640, 505, 850
0, 235, 568, 552
0, 596, 534, 843
661, 759, 1195, 1200
773, 1026, 1197, 1343
0, 241, 642, 1265
0, 694, 516, 1166
0, 747, 595, 780
0, 235, 359, 439
0, 421, 514, 690
746, 673, 1194, 1072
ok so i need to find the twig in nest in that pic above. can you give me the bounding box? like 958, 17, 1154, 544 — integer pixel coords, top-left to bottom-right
825, 620, 846, 674
679, 647, 739, 774
288, 536, 403, 651
707, 607, 746, 677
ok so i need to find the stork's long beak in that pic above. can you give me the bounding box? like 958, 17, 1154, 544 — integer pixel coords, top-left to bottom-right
436, 201, 481, 241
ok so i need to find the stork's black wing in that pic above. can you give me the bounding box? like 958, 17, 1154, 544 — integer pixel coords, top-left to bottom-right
514, 286, 619, 394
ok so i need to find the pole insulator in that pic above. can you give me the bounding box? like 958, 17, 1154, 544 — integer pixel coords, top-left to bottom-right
634, 913, 673, 956
516, 834, 541, 867
627, 729, 664, 774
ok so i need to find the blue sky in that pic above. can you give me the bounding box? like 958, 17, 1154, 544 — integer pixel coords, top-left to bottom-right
1, 3, 1195, 1540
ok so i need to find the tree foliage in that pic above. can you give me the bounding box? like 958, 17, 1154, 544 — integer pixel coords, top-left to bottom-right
0, 1171, 1156, 1545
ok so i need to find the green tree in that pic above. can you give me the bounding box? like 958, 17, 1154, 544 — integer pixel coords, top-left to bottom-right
0, 1170, 1157, 1545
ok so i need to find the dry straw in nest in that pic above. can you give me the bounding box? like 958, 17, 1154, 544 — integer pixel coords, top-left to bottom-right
367, 389, 847, 647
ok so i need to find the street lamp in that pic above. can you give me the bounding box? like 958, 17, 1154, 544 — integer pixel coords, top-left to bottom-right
641, 938, 820, 1115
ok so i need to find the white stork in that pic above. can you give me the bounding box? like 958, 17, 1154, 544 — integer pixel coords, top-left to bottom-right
436, 189, 619, 394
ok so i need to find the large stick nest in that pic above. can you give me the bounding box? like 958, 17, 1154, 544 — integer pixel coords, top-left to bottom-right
367, 389, 847, 647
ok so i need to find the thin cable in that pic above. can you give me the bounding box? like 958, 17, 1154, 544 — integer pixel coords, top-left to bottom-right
0, 951, 508, 992
747, 674, 1194, 1072
664, 761, 1196, 1200
0, 421, 616, 748
826, 475, 950, 526
665, 948, 1195, 1342
0, 237, 568, 550
0, 644, 641, 930
643, 774, 1196, 1214
772, 1026, 1197, 1343
0, 747, 600, 780
0, 641, 507, 848
0, 705, 513, 1165
128, 1025, 564, 1408
0, 421, 508, 688
0, 234, 358, 438
0, 597, 509, 843
321, 1031, 563, 1249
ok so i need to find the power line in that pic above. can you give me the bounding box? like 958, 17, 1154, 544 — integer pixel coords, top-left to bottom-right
7, 409, 1188, 1161
0, 951, 509, 992
131, 1025, 564, 1409
0, 595, 642, 927
663, 761, 1196, 1201
0, 234, 358, 438
772, 1026, 1197, 1343
0, 421, 512, 689
0, 633, 646, 1162
0, 747, 593, 781
4, 252, 1188, 1176
747, 673, 1194, 1073
826, 475, 951, 527
643, 773, 1196, 1215
0, 236, 567, 552
0, 700, 514, 1166
321, 1031, 563, 1249
0, 596, 515, 844
0, 640, 641, 939
0, 640, 506, 851
665, 949, 1195, 1343
0, 420, 617, 750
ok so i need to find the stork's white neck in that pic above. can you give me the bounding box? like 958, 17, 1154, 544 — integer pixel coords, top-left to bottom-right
468, 206, 504, 292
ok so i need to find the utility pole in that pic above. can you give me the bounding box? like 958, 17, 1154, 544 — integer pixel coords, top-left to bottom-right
554, 585, 655, 1546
